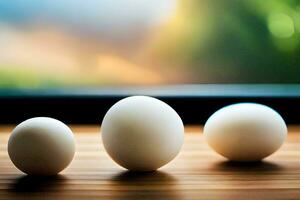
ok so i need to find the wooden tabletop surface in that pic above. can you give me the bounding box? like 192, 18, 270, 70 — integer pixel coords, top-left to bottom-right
0, 126, 299, 200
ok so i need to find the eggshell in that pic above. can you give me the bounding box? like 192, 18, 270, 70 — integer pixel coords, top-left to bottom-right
204, 103, 287, 161
8, 117, 75, 175
101, 96, 184, 171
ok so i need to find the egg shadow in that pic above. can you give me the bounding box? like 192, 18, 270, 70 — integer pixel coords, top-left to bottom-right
212, 160, 284, 173
112, 170, 176, 182
10, 174, 67, 193
109, 170, 182, 200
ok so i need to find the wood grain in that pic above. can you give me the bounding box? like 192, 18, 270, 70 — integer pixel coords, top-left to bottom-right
0, 126, 299, 200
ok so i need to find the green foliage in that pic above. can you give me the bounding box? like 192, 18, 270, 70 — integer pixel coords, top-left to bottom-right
157, 0, 300, 83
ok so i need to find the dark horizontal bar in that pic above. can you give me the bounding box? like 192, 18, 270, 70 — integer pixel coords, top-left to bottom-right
0, 84, 299, 125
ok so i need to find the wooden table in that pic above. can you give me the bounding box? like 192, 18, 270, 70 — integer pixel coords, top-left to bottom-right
0, 126, 299, 200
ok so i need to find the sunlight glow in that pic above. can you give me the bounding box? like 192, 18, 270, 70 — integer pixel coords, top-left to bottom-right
268, 13, 295, 38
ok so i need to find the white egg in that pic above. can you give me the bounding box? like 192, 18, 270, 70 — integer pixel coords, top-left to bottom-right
204, 103, 287, 161
101, 96, 184, 171
8, 117, 75, 176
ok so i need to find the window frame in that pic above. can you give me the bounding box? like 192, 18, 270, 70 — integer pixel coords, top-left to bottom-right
0, 84, 299, 124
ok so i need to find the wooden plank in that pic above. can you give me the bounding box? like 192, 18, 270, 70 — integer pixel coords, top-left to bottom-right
0, 126, 299, 200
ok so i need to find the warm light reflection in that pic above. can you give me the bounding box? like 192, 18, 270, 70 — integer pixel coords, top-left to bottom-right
96, 54, 165, 85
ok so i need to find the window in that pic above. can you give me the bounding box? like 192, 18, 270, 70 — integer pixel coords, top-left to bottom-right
0, 1, 299, 124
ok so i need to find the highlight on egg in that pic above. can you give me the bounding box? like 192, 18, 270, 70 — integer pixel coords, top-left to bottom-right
8, 117, 75, 176
203, 103, 287, 162
101, 96, 184, 171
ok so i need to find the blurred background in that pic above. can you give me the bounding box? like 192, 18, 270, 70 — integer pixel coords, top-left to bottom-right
0, 0, 300, 88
